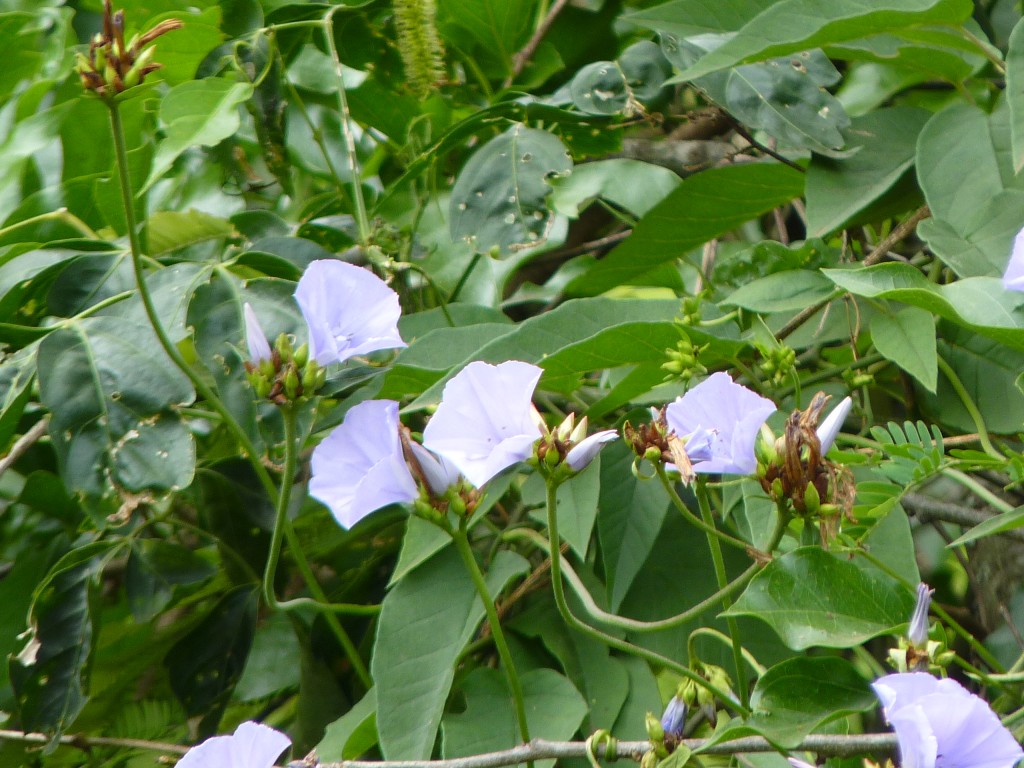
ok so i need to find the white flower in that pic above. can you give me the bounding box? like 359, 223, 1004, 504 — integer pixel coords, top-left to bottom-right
816, 395, 852, 454
176, 721, 290, 768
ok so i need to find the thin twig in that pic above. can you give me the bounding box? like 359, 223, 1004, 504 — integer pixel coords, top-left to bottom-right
903, 493, 1024, 544
296, 733, 899, 768
0, 417, 50, 477
0, 728, 188, 755
862, 206, 931, 266
504, 0, 569, 87
730, 122, 804, 172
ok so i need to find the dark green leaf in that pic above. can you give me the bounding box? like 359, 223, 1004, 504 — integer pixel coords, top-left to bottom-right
870, 307, 937, 392
724, 270, 836, 313
126, 539, 217, 622
318, 687, 378, 760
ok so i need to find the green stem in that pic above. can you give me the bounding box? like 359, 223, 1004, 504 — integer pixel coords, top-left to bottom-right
656, 467, 752, 553
942, 468, 1015, 514
544, 480, 749, 716
109, 95, 374, 687
695, 478, 748, 706
937, 355, 1001, 460
323, 7, 370, 243
450, 520, 531, 746
688, 628, 766, 676
0, 208, 100, 240
449, 252, 483, 303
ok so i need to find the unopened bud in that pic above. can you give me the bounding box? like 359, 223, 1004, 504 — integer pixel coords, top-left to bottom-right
293, 342, 309, 369
449, 493, 467, 516
645, 712, 665, 744
803, 482, 820, 515
283, 366, 300, 399
907, 583, 934, 646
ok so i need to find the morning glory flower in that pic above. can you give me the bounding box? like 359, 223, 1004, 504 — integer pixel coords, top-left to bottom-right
816, 395, 852, 454
243, 302, 272, 364
660, 695, 687, 738
295, 260, 406, 366
423, 361, 544, 488
177, 721, 290, 768
665, 372, 777, 475
565, 430, 618, 471
408, 440, 462, 495
310, 399, 418, 529
872, 672, 1023, 768
1003, 226, 1024, 292
908, 583, 934, 646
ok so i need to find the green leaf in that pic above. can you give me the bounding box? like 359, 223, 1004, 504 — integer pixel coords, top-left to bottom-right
708, 657, 876, 749
373, 547, 529, 760
524, 456, 602, 558
449, 124, 572, 257
549, 159, 681, 219
145, 209, 237, 256
724, 270, 836, 313
143, 78, 255, 193
147, 7, 225, 86
569, 42, 670, 116
318, 687, 378, 760
824, 264, 1024, 352
726, 547, 914, 649
437, 0, 533, 78
870, 307, 937, 392
9, 542, 118, 744
566, 164, 804, 296
165, 585, 258, 719
1007, 19, 1024, 172
948, 505, 1024, 547
441, 668, 588, 766
126, 539, 217, 622
915, 101, 1022, 277
37, 317, 196, 508
805, 107, 930, 235
0, 344, 35, 453
660, 0, 972, 81
235, 612, 301, 702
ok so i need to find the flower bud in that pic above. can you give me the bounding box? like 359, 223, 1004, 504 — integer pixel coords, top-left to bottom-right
283, 366, 300, 400
645, 712, 665, 744
293, 342, 309, 370
908, 583, 934, 646
659, 696, 686, 738
803, 482, 820, 515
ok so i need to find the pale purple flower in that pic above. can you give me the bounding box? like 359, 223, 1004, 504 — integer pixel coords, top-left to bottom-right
1003, 226, 1024, 292
872, 672, 1023, 768
423, 361, 544, 488
817, 395, 852, 454
295, 260, 406, 366
787, 760, 817, 768
244, 302, 272, 363
660, 696, 686, 738
908, 583, 934, 646
665, 372, 776, 475
408, 440, 462, 495
566, 429, 618, 471
176, 721, 290, 768
310, 400, 418, 528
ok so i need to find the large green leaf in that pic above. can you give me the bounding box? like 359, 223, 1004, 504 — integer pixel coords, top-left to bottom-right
441, 668, 587, 765
36, 317, 196, 508
915, 101, 1023, 277
870, 307, 937, 392
805, 107, 930, 235
724, 270, 836, 313
646, 0, 971, 81
125, 538, 217, 622
565, 164, 804, 296
726, 547, 914, 649
549, 159, 681, 219
318, 687, 379, 761
449, 124, 572, 257
824, 264, 1024, 352
707, 657, 876, 749
437, 0, 533, 79
373, 547, 529, 760
1007, 19, 1024, 172
143, 78, 254, 193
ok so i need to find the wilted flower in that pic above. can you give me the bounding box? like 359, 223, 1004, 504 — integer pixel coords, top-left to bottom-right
908, 583, 934, 646
566, 430, 618, 470
872, 672, 1023, 768
243, 302, 272, 364
310, 400, 418, 528
665, 372, 776, 475
1003, 226, 1024, 292
295, 260, 406, 366
176, 721, 290, 768
423, 361, 544, 487
659, 695, 686, 738
816, 395, 852, 454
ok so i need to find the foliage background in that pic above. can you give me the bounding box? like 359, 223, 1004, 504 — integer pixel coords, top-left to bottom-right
1, 0, 1024, 766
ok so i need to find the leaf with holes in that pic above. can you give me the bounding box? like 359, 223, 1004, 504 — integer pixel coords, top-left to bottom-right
36, 317, 196, 512
450, 124, 572, 257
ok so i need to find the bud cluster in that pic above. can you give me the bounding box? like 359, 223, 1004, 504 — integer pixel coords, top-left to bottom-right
246, 333, 326, 405
759, 344, 796, 387
624, 408, 673, 466
533, 412, 618, 482
75, 1, 183, 97
662, 332, 707, 383
757, 393, 855, 543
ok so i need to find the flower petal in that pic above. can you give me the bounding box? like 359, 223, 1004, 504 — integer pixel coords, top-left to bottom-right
408, 440, 462, 494
565, 429, 618, 470
816, 395, 852, 454
423, 361, 543, 487
1003, 226, 1024, 292
665, 372, 776, 475
176, 721, 290, 768
295, 260, 406, 366
243, 302, 272, 363
310, 400, 418, 528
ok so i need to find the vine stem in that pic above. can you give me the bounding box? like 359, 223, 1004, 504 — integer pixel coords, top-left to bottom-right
936, 356, 1001, 460
655, 466, 752, 554
107, 98, 371, 686
290, 733, 900, 768
695, 478, 748, 706
323, 6, 370, 243
543, 480, 749, 716
450, 519, 532, 748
